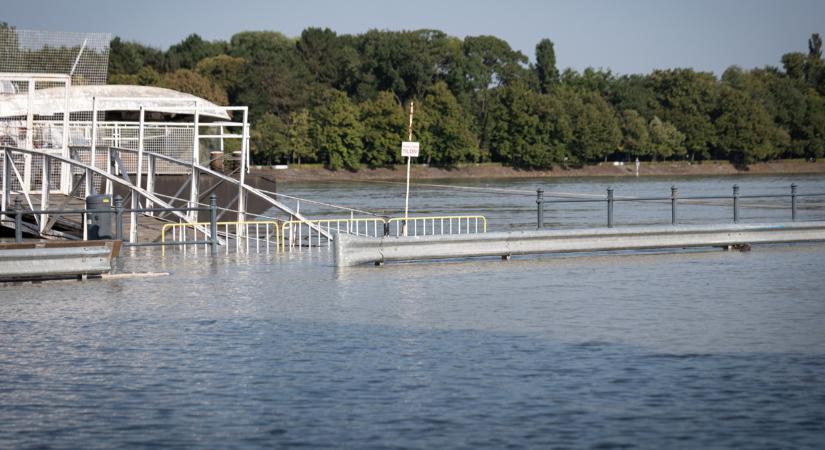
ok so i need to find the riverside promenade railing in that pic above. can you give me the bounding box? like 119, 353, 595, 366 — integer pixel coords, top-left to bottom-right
535, 184, 825, 229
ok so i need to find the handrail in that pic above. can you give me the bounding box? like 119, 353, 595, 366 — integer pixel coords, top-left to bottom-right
281, 215, 489, 250
107, 146, 328, 239
281, 217, 385, 250
161, 220, 281, 255
387, 215, 487, 236
2, 146, 201, 229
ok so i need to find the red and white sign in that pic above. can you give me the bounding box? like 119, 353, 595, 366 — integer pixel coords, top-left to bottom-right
401, 141, 420, 158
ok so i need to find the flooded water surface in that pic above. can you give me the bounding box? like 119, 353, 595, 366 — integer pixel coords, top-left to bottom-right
2, 174, 825, 448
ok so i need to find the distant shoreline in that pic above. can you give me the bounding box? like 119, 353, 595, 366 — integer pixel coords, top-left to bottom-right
255, 160, 825, 183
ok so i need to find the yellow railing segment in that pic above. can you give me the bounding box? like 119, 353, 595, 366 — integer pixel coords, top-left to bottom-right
161, 221, 282, 254
159, 215, 487, 254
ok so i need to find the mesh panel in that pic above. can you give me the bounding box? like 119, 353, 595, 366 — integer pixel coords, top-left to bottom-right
0, 28, 110, 85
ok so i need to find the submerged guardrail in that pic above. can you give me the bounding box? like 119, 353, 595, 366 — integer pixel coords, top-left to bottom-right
334, 221, 825, 267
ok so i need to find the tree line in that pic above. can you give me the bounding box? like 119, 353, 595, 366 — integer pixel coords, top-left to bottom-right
108, 29, 825, 170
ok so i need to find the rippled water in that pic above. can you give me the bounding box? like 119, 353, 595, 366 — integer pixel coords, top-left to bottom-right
2, 174, 825, 448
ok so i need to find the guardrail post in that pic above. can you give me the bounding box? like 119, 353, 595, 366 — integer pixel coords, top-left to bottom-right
607, 187, 614, 228
791, 183, 797, 222
114, 195, 124, 241
732, 184, 740, 223
536, 188, 544, 229
13, 197, 22, 243
210, 193, 218, 256
671, 185, 678, 225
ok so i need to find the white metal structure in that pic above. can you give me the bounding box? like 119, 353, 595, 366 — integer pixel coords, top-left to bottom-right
0, 74, 322, 241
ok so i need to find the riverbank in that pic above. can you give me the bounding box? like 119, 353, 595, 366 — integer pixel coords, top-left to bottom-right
255, 160, 825, 182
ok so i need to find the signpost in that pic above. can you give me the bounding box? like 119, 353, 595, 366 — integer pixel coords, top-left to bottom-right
402, 102, 418, 236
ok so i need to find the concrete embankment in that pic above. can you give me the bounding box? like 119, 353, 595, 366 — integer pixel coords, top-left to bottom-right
257, 160, 825, 183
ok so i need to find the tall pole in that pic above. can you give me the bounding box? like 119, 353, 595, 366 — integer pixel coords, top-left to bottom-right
403, 102, 414, 236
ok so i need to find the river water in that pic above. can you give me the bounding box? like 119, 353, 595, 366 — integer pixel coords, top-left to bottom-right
2, 174, 825, 449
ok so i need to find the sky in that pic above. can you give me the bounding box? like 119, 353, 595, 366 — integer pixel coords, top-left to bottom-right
3, 0, 824, 75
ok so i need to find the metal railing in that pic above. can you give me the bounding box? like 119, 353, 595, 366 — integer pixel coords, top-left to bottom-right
281, 215, 489, 251
2, 193, 222, 256
536, 184, 825, 229
387, 215, 487, 237
162, 220, 281, 255
281, 217, 385, 251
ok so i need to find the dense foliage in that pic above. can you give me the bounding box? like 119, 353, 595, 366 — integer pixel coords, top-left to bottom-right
106, 29, 825, 169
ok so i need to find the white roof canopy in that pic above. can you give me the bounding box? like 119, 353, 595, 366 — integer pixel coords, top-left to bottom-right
0, 84, 231, 120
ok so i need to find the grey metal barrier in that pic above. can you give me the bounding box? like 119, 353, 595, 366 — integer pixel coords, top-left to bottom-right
536, 184, 825, 229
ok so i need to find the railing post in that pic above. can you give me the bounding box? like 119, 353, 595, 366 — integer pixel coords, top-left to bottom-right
607, 187, 614, 228
13, 197, 22, 243
536, 188, 544, 229
210, 193, 218, 256
732, 184, 740, 224
113, 195, 124, 241
791, 183, 797, 222
671, 185, 678, 225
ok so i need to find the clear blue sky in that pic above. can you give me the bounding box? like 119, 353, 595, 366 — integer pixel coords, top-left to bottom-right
3, 0, 824, 75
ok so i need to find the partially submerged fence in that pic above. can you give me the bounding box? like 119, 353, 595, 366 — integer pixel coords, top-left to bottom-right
536, 184, 825, 229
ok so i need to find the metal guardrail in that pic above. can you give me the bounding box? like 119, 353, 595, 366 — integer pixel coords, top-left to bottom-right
162, 220, 281, 255
334, 221, 825, 267
536, 184, 825, 229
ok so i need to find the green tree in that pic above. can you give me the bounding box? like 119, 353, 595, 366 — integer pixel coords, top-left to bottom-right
649, 69, 719, 160
195, 54, 245, 92
714, 87, 778, 163
165, 34, 227, 71
648, 116, 686, 160
286, 110, 316, 164
109, 36, 164, 75
159, 69, 228, 105
462, 35, 529, 149
620, 109, 650, 158
487, 82, 570, 168
297, 28, 360, 93
416, 82, 479, 166
311, 90, 364, 170
360, 91, 406, 167
535, 38, 559, 94
252, 113, 288, 164
800, 93, 825, 159
229, 31, 312, 119
561, 88, 622, 164
782, 52, 807, 80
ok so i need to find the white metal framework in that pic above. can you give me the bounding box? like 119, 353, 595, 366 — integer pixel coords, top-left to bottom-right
0, 74, 323, 242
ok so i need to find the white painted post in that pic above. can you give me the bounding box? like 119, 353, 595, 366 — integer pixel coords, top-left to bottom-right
23, 78, 33, 194
89, 96, 98, 197
130, 106, 145, 243
189, 102, 200, 222
146, 155, 155, 216
238, 108, 248, 224
60, 77, 71, 194
403, 102, 414, 237
39, 157, 50, 233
